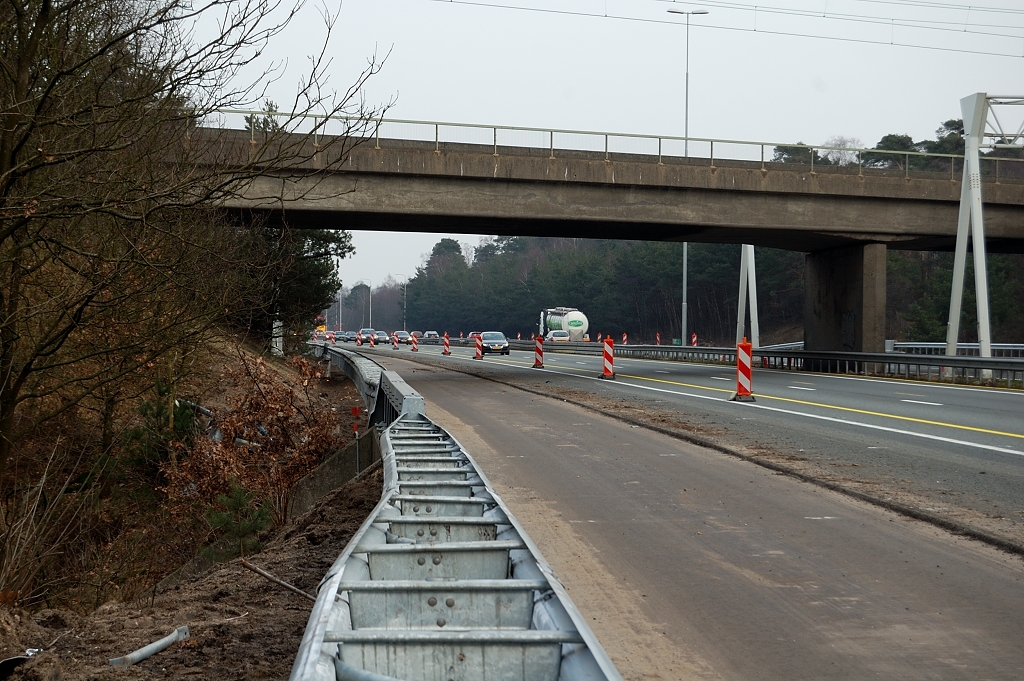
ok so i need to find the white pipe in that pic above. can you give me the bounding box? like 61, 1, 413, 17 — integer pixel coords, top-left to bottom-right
109, 626, 189, 667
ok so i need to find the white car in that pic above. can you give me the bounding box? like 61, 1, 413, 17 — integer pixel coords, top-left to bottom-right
545, 330, 571, 342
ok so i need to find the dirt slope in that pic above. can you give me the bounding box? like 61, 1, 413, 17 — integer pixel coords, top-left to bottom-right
4, 466, 382, 681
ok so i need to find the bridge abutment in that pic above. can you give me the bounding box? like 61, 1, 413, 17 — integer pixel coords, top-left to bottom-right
804, 243, 886, 352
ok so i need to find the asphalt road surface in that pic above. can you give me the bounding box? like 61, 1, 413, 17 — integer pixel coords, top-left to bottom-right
368, 351, 1024, 680
359, 343, 1024, 548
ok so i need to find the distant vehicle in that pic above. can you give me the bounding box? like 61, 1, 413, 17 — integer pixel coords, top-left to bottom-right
358, 328, 375, 339
343, 331, 358, 342
480, 331, 510, 355
423, 331, 440, 343
410, 331, 422, 339
374, 331, 390, 343
546, 330, 571, 342
393, 330, 412, 345
539, 307, 589, 342
468, 332, 482, 340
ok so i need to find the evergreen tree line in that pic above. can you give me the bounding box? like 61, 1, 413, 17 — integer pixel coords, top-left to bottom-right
384, 237, 1024, 346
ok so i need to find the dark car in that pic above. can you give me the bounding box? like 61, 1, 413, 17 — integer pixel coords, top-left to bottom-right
480, 331, 510, 355
374, 331, 390, 344
393, 331, 412, 345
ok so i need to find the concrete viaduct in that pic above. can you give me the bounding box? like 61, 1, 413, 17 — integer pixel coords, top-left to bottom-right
216, 129, 1024, 353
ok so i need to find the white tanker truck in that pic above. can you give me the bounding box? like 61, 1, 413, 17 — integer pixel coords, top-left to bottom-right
539, 307, 590, 342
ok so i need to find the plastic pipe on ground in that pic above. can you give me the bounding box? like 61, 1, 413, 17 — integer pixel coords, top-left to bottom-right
108, 626, 189, 667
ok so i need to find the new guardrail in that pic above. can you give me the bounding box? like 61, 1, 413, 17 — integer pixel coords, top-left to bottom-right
297, 345, 623, 681
501, 340, 1024, 386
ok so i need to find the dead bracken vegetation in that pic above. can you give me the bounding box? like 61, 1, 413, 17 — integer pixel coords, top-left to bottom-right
2, 467, 382, 681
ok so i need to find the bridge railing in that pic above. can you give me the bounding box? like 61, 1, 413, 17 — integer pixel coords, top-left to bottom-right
213, 108, 1024, 180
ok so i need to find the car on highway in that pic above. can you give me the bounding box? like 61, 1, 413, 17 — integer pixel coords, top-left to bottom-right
393, 330, 412, 345
358, 328, 375, 340
343, 331, 358, 342
374, 331, 390, 343
468, 332, 482, 340
545, 330, 571, 342
479, 331, 510, 355
410, 331, 422, 339
423, 331, 440, 343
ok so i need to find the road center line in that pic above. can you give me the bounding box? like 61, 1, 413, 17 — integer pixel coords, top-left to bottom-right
901, 399, 944, 406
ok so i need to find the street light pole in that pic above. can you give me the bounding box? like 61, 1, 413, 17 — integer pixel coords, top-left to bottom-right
668, 8, 707, 347
667, 9, 708, 157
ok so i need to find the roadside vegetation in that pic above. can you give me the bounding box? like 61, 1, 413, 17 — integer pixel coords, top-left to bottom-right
0, 0, 383, 611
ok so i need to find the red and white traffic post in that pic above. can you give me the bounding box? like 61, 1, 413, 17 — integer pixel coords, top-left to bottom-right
392, 334, 399, 349
691, 332, 698, 347
474, 335, 483, 360
368, 334, 376, 348
621, 332, 628, 345
327, 331, 335, 343
600, 337, 615, 379
533, 336, 544, 368
411, 335, 419, 352
731, 336, 755, 402
355, 333, 362, 346
442, 332, 451, 356
656, 332, 661, 346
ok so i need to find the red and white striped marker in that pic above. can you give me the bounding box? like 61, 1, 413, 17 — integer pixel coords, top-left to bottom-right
597, 333, 602, 342
442, 332, 451, 356
600, 337, 615, 379
621, 332, 628, 345
474, 335, 483, 359
355, 333, 362, 346
691, 332, 698, 347
517, 332, 521, 340
656, 332, 661, 345
533, 336, 544, 368
411, 335, 419, 352
731, 336, 755, 402
368, 334, 376, 348
326, 331, 334, 343
393, 334, 399, 349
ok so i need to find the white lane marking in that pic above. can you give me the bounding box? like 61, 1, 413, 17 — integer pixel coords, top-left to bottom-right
577, 362, 588, 365
443, 355, 1024, 456
655, 370, 669, 374
805, 517, 837, 520
710, 377, 731, 381
788, 386, 817, 391
901, 399, 944, 406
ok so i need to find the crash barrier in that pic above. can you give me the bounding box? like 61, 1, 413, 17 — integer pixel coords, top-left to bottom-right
505, 341, 1024, 387
293, 355, 623, 681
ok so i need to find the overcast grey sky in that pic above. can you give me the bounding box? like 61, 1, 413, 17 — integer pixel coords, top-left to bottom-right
245, 0, 1024, 289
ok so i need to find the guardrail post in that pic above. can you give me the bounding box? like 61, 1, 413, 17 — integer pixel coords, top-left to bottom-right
493, 127, 498, 156
604, 134, 609, 162
810, 148, 814, 173
658, 138, 663, 165
375, 123, 380, 150
435, 124, 439, 153
549, 130, 555, 159
905, 153, 910, 178
710, 140, 715, 168
859, 150, 863, 176
760, 144, 765, 171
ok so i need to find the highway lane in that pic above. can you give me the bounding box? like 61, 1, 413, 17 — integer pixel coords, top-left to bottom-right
353, 343, 1024, 546
373, 354, 1024, 680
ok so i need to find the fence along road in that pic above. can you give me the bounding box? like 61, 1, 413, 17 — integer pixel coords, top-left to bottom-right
292, 345, 622, 681
368, 348, 1024, 680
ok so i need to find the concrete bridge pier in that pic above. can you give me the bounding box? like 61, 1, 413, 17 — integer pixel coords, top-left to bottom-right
804, 243, 887, 353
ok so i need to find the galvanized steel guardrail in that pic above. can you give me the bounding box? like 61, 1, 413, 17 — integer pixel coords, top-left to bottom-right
504, 340, 1024, 386
296, 344, 623, 681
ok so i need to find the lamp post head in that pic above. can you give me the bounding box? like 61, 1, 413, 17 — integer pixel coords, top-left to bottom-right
668, 9, 709, 14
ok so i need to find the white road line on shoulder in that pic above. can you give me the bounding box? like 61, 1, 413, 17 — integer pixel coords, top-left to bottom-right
440, 354, 1024, 457
788, 386, 817, 391
901, 399, 944, 406
710, 377, 731, 381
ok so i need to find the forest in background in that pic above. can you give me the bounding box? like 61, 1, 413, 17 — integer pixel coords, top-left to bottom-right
342, 237, 1024, 346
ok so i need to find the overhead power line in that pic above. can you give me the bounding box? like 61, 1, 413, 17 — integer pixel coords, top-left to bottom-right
423, 0, 1024, 59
